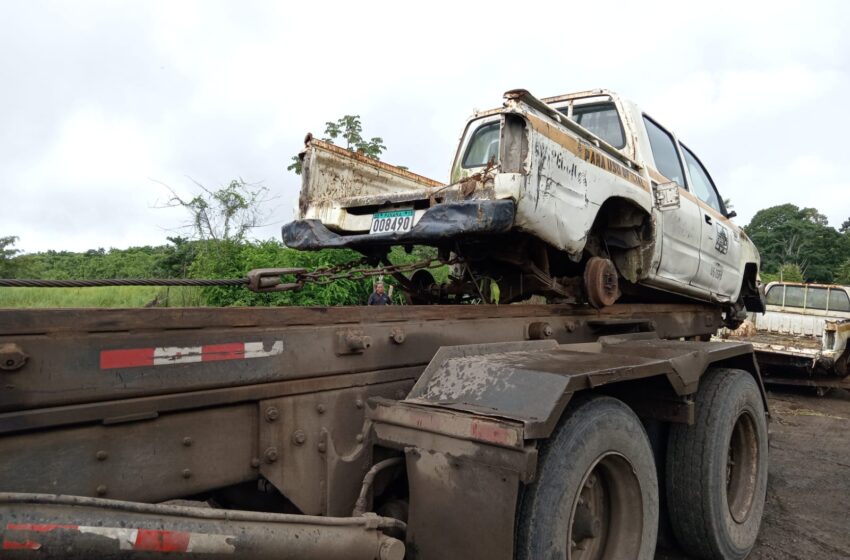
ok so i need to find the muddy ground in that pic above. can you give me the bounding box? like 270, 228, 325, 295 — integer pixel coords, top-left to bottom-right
660, 387, 850, 559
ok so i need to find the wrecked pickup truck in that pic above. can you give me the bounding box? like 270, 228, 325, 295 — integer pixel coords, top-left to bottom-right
283, 89, 763, 326
721, 281, 850, 390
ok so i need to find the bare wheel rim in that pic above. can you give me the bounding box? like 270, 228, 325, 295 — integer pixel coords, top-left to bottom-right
726, 410, 759, 523
568, 452, 644, 560
584, 257, 619, 308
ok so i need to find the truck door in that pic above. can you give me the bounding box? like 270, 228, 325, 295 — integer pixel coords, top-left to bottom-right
643, 117, 702, 286
680, 144, 742, 299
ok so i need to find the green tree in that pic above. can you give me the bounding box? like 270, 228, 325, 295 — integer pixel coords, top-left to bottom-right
161, 178, 272, 243
744, 204, 850, 283
0, 236, 20, 277
287, 115, 387, 175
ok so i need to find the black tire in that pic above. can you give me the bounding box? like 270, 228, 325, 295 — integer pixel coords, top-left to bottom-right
666, 368, 768, 560
516, 395, 659, 560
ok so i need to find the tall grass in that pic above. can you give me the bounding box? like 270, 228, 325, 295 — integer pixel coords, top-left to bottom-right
0, 286, 205, 308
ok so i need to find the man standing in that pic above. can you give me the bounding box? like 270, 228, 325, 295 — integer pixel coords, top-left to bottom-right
368, 281, 392, 306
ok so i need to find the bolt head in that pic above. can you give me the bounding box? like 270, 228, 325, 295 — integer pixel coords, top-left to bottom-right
356, 434, 364, 443
292, 429, 307, 446
95, 450, 108, 461
355, 398, 364, 409
316, 403, 326, 414
96, 485, 108, 496
182, 469, 192, 479
317, 442, 327, 453
182, 437, 193, 447
265, 406, 279, 422
264, 447, 279, 463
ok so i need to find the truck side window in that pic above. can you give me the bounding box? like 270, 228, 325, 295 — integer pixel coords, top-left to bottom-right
569, 103, 626, 148
765, 285, 784, 306
681, 145, 723, 213
828, 289, 850, 312
807, 287, 828, 310
642, 116, 685, 186
784, 286, 805, 308
462, 122, 500, 168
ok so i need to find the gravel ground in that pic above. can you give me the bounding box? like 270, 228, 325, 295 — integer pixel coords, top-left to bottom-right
660, 387, 850, 559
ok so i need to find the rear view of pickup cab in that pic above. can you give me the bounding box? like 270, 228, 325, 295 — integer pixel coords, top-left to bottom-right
283, 88, 764, 325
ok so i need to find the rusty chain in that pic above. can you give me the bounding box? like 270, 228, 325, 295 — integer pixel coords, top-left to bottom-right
248, 255, 462, 293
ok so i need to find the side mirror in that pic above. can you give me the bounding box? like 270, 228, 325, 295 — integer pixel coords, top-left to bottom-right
726, 210, 737, 219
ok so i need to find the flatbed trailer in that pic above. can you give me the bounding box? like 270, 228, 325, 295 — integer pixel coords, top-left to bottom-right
0, 303, 770, 560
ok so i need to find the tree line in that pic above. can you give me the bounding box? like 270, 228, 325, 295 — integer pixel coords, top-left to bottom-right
744, 204, 850, 284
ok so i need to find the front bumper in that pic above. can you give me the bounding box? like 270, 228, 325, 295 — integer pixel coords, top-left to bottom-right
282, 200, 516, 250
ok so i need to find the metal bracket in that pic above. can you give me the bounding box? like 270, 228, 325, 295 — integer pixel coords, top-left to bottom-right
336, 330, 373, 355
0, 343, 28, 372
246, 268, 307, 293
653, 182, 680, 210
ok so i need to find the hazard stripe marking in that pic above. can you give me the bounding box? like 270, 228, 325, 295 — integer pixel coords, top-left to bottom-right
5, 523, 235, 553
100, 340, 284, 370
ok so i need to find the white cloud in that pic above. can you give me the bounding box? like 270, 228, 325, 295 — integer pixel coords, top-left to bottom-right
725, 154, 850, 228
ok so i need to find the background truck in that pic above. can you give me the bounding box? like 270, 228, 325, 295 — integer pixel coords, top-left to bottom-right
0, 300, 769, 560
283, 89, 764, 324
721, 281, 850, 392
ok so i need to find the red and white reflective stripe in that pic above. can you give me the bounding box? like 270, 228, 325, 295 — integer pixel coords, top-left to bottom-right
4, 523, 235, 553
100, 340, 284, 370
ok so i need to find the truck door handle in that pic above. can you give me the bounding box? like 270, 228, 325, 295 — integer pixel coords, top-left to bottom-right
704, 214, 713, 225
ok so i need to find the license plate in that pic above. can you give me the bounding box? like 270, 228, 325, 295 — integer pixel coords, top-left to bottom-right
370, 209, 414, 234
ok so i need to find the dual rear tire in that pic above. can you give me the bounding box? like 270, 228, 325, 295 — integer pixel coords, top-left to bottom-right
516, 369, 768, 560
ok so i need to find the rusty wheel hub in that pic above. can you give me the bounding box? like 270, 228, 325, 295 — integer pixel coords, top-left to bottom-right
568, 453, 644, 560
727, 411, 759, 523
583, 257, 621, 309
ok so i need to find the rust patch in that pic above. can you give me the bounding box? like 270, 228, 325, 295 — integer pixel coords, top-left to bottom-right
308, 139, 444, 189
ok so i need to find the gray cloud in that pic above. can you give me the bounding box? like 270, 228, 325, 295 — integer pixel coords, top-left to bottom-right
2, 0, 849, 253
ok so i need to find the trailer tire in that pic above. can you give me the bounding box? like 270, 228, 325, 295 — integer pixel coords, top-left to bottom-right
666, 368, 768, 560
516, 395, 658, 560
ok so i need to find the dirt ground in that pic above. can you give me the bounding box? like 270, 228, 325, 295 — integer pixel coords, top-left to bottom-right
660, 387, 850, 559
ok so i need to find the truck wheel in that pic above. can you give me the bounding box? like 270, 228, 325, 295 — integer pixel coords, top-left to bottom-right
584, 257, 621, 308
516, 395, 658, 560
666, 368, 768, 560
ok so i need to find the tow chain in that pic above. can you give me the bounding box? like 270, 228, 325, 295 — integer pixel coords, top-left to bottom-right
0, 256, 461, 294
247, 256, 461, 293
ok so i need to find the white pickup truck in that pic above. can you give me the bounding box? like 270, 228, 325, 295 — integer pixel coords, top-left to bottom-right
283, 89, 763, 324
722, 281, 850, 389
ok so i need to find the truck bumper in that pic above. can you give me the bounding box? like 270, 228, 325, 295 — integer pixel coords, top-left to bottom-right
282, 199, 516, 250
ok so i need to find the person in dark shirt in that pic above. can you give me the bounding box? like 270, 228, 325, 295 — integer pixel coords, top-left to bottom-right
368, 281, 392, 305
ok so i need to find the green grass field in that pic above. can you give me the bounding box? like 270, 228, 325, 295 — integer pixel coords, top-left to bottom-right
0, 286, 205, 308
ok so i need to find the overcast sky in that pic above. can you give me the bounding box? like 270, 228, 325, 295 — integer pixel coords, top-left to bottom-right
2, 0, 849, 253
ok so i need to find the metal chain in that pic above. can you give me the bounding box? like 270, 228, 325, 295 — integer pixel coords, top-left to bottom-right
299, 256, 459, 286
